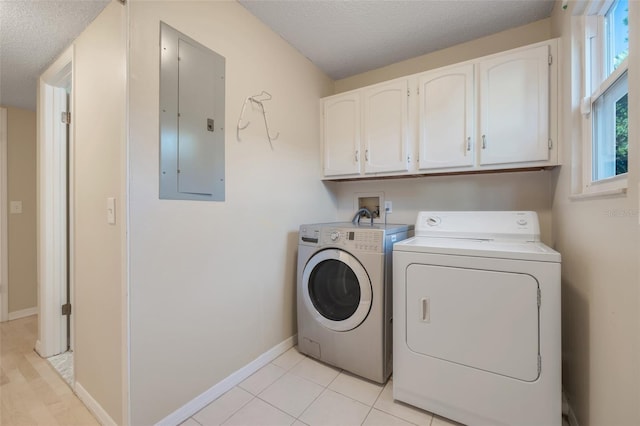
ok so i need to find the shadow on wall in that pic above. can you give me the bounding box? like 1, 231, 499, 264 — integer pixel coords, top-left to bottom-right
287, 231, 299, 334
562, 279, 590, 426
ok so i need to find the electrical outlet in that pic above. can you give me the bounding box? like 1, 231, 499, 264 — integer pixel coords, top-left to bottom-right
385, 201, 392, 214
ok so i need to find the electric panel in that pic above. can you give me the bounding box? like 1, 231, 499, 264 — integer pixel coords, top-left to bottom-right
160, 22, 225, 201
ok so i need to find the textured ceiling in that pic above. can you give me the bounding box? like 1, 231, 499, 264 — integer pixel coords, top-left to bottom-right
239, 0, 556, 80
0, 0, 555, 111
0, 0, 110, 111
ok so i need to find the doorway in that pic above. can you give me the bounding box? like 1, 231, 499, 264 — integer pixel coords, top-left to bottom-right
36, 47, 74, 363
0, 108, 7, 322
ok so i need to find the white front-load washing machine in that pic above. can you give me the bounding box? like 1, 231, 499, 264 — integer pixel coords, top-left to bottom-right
297, 222, 413, 383
393, 211, 561, 426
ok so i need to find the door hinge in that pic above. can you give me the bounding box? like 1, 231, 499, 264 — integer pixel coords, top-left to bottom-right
61, 112, 71, 124
548, 139, 553, 149
61, 303, 72, 316
548, 54, 553, 66
537, 287, 541, 307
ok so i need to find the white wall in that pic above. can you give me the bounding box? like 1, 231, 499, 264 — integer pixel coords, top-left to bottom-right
333, 171, 554, 244
72, 1, 127, 423
550, 2, 640, 425
128, 1, 335, 424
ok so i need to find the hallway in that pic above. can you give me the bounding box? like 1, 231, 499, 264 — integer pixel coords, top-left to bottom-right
0, 315, 99, 425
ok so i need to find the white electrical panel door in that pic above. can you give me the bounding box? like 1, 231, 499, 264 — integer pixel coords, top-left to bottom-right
479, 44, 550, 165
405, 263, 540, 381
418, 64, 474, 170
323, 93, 361, 177
362, 80, 409, 174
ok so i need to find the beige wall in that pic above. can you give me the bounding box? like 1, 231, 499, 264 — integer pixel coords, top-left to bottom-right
72, 1, 126, 424
551, 2, 640, 426
4, 107, 37, 314
128, 1, 335, 424
335, 18, 552, 93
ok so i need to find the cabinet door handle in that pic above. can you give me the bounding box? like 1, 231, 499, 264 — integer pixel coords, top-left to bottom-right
365, 149, 369, 162
466, 137, 471, 153
482, 134, 487, 149
355, 150, 359, 162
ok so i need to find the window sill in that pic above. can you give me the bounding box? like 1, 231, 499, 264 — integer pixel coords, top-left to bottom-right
569, 187, 627, 201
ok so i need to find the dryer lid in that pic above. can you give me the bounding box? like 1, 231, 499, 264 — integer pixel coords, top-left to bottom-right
394, 236, 560, 262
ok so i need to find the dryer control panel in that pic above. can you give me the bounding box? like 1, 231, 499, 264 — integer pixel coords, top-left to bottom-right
415, 211, 540, 242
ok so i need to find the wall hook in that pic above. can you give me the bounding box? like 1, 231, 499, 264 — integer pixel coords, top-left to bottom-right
236, 91, 279, 150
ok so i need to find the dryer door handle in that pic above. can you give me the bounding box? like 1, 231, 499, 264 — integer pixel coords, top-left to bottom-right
421, 298, 430, 323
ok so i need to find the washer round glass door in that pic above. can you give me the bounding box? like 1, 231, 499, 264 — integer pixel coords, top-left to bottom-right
302, 248, 372, 332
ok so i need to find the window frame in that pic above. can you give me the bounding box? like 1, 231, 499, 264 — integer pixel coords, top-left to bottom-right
580, 0, 630, 196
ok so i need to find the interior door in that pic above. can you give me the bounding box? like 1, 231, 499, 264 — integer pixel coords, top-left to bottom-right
405, 263, 540, 381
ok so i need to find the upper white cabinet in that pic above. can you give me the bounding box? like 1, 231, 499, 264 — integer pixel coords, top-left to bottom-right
321, 39, 558, 180
478, 44, 550, 166
322, 79, 409, 177
418, 63, 475, 170
322, 92, 361, 176
362, 80, 410, 174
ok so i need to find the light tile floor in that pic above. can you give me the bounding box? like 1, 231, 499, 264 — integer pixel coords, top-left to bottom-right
184, 347, 462, 426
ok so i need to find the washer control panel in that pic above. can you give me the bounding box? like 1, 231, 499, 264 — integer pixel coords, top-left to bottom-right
321, 228, 383, 252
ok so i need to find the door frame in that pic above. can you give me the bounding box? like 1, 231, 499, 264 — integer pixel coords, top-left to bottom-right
0, 108, 8, 322
36, 47, 74, 358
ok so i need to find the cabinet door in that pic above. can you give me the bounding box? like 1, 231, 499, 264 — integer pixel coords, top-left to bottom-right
322, 93, 361, 176
479, 44, 550, 165
362, 80, 409, 174
418, 64, 474, 170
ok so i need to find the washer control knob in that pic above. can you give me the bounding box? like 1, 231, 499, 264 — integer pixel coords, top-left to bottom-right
330, 231, 340, 241
517, 218, 528, 226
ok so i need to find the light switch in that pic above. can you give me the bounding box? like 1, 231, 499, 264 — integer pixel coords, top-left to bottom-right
107, 197, 116, 225
10, 201, 22, 214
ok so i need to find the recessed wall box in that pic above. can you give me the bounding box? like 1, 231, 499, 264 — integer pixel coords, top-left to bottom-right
354, 192, 384, 220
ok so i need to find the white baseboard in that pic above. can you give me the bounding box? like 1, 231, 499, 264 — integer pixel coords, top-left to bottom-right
8, 307, 37, 321
76, 381, 118, 426
156, 335, 297, 426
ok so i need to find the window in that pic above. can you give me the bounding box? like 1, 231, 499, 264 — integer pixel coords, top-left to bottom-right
582, 0, 629, 193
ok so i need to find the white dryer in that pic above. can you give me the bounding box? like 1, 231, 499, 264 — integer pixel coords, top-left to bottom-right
393, 211, 561, 426
297, 222, 413, 383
